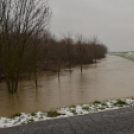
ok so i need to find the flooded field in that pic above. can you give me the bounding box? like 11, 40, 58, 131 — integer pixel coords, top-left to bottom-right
1, 55, 134, 116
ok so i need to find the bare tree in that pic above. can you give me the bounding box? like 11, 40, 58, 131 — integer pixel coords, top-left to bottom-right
0, 0, 51, 93
91, 36, 99, 64
76, 35, 84, 72
62, 33, 73, 71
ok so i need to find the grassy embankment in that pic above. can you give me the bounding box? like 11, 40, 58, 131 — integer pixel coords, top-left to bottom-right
109, 51, 134, 61
0, 97, 134, 128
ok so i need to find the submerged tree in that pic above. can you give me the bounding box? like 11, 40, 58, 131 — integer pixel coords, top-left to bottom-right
76, 35, 85, 72
91, 36, 99, 64
0, 0, 51, 93
62, 33, 73, 71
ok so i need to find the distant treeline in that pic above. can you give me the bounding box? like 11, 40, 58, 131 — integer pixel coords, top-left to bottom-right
0, 32, 108, 74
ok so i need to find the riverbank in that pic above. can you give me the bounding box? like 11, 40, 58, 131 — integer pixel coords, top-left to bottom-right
2, 106, 134, 134
1, 54, 134, 128
0, 97, 134, 128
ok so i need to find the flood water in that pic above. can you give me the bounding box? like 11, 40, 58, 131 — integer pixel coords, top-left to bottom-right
1, 55, 134, 116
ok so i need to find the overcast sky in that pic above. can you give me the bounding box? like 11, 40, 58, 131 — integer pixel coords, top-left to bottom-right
49, 0, 134, 52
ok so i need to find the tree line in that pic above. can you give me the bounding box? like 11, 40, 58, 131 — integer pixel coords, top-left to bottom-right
35, 33, 107, 72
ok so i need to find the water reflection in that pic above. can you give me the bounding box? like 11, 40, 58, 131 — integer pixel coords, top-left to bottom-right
1, 55, 134, 116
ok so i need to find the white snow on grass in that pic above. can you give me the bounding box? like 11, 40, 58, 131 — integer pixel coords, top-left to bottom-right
0, 97, 134, 128
109, 51, 134, 61
126, 52, 134, 58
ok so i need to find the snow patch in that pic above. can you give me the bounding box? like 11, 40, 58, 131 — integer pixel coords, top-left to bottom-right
0, 97, 134, 128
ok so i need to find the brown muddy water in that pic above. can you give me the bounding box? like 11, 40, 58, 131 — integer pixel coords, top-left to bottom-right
1, 55, 134, 116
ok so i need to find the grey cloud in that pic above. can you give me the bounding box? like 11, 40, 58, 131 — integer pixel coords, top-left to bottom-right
49, 0, 134, 51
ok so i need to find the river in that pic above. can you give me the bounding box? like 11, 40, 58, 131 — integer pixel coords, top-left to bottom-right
0, 55, 134, 116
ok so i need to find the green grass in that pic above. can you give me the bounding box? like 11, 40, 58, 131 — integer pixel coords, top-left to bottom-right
114, 99, 127, 105
39, 116, 44, 120
28, 118, 34, 122
10, 113, 21, 118
105, 105, 110, 108
131, 97, 134, 100
31, 112, 36, 116
71, 109, 77, 115
101, 102, 106, 106
99, 107, 105, 110
82, 106, 89, 111
69, 105, 76, 108
93, 100, 101, 104
47, 110, 63, 117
